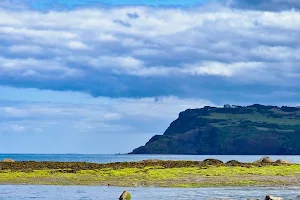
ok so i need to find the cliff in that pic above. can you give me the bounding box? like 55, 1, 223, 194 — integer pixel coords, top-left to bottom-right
131, 104, 300, 155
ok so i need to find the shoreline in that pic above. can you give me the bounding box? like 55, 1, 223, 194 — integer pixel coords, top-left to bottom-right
1, 159, 299, 187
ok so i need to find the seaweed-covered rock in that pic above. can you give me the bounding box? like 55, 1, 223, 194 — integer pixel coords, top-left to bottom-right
275, 159, 290, 164
2, 159, 15, 163
139, 159, 162, 163
119, 191, 131, 200
202, 159, 223, 165
254, 156, 274, 163
226, 160, 242, 166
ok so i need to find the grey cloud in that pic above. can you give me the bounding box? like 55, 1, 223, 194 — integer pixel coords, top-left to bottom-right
0, 5, 300, 99
127, 12, 140, 19
226, 0, 300, 11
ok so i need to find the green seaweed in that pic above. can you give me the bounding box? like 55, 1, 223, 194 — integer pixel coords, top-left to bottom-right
0, 161, 299, 187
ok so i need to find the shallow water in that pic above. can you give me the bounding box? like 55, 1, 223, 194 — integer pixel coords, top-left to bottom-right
0, 185, 299, 200
1, 154, 300, 163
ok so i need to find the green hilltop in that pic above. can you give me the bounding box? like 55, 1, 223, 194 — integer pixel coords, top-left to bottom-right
131, 104, 300, 155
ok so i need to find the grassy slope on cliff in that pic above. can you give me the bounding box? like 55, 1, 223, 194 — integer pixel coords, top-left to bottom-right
131, 104, 300, 154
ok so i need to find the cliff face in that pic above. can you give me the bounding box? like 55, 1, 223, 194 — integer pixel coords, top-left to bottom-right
131, 105, 300, 155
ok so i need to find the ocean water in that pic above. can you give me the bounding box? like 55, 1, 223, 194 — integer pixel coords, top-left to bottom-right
0, 185, 299, 200
0, 154, 300, 163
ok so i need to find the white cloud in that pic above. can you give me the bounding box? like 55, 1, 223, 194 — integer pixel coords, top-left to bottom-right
10, 124, 25, 132
0, 57, 82, 78
67, 41, 89, 50
0, 96, 215, 134
0, 26, 76, 41
9, 45, 43, 54
103, 113, 123, 120
113, 96, 215, 118
132, 48, 167, 56
92, 56, 143, 70
183, 62, 264, 77
2, 107, 29, 117
97, 33, 118, 41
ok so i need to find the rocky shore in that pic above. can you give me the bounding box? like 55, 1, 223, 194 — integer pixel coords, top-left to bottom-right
0, 156, 291, 171
0, 157, 299, 188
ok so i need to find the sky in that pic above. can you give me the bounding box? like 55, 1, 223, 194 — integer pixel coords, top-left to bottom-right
0, 0, 300, 154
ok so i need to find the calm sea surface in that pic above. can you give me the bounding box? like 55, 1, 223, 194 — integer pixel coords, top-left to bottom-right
1, 154, 300, 199
1, 154, 300, 163
0, 185, 300, 200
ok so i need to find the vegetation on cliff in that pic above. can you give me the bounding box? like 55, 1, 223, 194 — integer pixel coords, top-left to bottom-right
131, 104, 300, 154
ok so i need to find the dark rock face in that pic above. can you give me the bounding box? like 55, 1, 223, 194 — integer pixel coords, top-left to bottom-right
131, 105, 300, 155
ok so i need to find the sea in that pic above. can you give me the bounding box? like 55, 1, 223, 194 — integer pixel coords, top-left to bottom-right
1, 154, 300, 200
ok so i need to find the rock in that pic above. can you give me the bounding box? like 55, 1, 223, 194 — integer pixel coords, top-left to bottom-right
139, 159, 162, 163
132, 183, 138, 187
202, 159, 223, 165
2, 158, 15, 163
119, 191, 131, 200
254, 156, 274, 163
275, 159, 290, 164
226, 160, 242, 166
265, 195, 283, 200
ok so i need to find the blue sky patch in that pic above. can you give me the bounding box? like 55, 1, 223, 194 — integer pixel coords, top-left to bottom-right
27, 0, 209, 10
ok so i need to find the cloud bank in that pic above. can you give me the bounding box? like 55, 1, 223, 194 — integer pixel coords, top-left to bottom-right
0, 2, 299, 100
227, 0, 300, 11
0, 95, 213, 153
